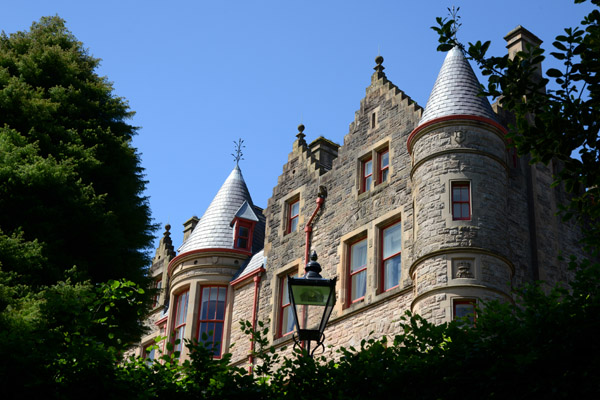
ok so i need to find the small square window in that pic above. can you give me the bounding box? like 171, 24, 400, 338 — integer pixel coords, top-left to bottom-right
287, 199, 300, 234
381, 221, 401, 291
362, 158, 373, 193
453, 299, 476, 325
348, 238, 367, 304
451, 182, 471, 220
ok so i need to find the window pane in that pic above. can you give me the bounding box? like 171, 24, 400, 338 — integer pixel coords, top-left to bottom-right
454, 302, 475, 324
216, 288, 226, 319
213, 323, 223, 355
381, 152, 389, 168
383, 223, 402, 259
281, 306, 295, 335
365, 175, 372, 191
174, 327, 185, 353
382, 168, 389, 182
351, 240, 367, 272
453, 203, 461, 218
365, 160, 372, 175
176, 292, 188, 325
462, 204, 470, 218
351, 270, 366, 300
237, 237, 248, 248
384, 254, 401, 291
281, 276, 289, 304
290, 217, 298, 233
452, 187, 460, 200
239, 226, 249, 237
291, 201, 299, 216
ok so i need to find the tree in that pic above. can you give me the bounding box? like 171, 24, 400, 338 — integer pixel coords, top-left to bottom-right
0, 16, 154, 288
0, 16, 155, 396
433, 0, 600, 255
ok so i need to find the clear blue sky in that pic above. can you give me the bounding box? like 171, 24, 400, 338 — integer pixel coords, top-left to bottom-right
3, 0, 594, 253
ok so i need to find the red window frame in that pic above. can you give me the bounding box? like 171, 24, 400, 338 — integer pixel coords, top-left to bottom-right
287, 199, 300, 234
152, 278, 162, 308
451, 182, 471, 220
196, 286, 227, 357
380, 220, 401, 292
378, 149, 389, 184
278, 274, 296, 337
348, 237, 367, 305
362, 158, 373, 193
172, 290, 189, 355
234, 220, 253, 251
453, 299, 477, 324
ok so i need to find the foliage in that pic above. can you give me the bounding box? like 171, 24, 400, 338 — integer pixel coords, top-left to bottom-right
0, 15, 154, 291
0, 16, 154, 397
432, 0, 600, 254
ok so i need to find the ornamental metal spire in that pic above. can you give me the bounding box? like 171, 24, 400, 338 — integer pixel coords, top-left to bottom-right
448, 6, 461, 40
232, 138, 245, 165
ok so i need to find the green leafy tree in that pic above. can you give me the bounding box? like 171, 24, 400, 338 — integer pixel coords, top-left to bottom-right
0, 16, 155, 396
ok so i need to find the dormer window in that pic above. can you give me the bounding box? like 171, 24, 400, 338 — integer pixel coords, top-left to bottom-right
234, 221, 252, 251
231, 200, 259, 252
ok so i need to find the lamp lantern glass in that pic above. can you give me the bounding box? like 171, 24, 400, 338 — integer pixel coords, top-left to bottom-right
287, 252, 337, 343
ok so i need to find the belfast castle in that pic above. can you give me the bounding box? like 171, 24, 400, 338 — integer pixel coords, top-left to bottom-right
136, 26, 583, 366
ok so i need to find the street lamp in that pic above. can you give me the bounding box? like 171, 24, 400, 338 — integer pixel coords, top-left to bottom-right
288, 251, 337, 357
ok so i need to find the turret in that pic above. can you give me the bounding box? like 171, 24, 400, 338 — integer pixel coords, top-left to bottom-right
408, 47, 513, 323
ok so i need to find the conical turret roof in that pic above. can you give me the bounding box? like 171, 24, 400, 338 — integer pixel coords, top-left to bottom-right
178, 165, 254, 253
418, 46, 496, 125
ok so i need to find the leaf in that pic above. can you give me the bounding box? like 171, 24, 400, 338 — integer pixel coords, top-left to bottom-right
546, 68, 563, 78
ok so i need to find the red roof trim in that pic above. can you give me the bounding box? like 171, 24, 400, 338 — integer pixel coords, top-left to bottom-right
407, 115, 508, 153
230, 266, 266, 287
168, 248, 251, 276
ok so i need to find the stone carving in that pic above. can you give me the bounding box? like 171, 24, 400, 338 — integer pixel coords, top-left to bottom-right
453, 130, 465, 144
455, 260, 474, 278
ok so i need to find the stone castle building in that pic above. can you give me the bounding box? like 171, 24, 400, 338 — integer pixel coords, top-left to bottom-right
137, 26, 582, 365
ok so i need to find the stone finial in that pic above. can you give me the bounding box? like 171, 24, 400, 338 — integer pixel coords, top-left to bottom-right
163, 223, 173, 246
374, 55, 385, 73
296, 123, 307, 146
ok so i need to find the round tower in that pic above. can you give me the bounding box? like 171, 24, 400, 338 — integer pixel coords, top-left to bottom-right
407, 47, 513, 324
166, 165, 264, 358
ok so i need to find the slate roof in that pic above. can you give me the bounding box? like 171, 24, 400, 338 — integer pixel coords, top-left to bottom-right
178, 165, 255, 253
231, 249, 265, 281
231, 201, 259, 224
419, 46, 497, 125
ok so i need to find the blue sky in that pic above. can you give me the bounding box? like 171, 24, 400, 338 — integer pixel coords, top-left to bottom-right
3, 1, 594, 252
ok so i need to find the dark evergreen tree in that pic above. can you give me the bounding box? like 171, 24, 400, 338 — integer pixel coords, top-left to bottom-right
0, 16, 155, 397
0, 16, 155, 288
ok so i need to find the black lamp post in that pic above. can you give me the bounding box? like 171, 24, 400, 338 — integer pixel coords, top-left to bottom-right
288, 251, 337, 357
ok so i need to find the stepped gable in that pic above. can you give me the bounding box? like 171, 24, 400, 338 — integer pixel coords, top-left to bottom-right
418, 46, 496, 125
178, 165, 254, 253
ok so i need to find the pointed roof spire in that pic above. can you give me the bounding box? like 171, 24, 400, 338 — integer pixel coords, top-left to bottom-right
178, 165, 254, 253
418, 46, 496, 125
